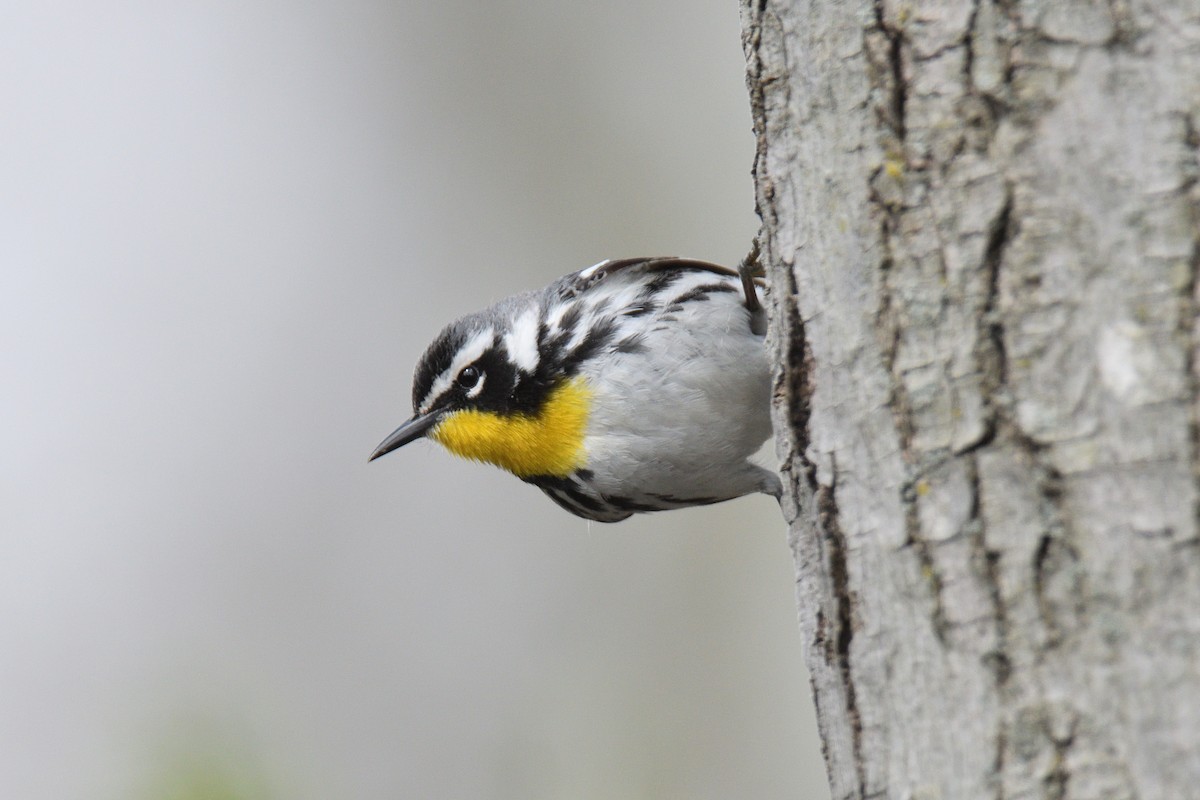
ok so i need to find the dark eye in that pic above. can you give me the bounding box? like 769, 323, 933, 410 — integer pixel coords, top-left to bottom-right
456, 365, 482, 389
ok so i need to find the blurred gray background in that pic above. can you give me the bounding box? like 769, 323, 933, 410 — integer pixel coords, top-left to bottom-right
2, 2, 829, 798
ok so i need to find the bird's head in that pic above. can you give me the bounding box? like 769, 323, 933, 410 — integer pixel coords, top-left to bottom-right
369, 305, 591, 479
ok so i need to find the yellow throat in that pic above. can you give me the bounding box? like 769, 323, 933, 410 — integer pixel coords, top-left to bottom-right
430, 377, 591, 478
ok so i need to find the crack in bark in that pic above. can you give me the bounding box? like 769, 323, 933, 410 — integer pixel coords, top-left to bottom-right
1102, 0, 1139, 51
744, 6, 873, 796
902, 477, 950, 644
866, 4, 914, 462
867, 0, 958, 687
780, 268, 813, 466
1042, 714, 1078, 800
1180, 111, 1200, 539
960, 184, 1016, 457
747, 5, 872, 791
816, 467, 868, 800
744, 0, 771, 234
972, 174, 1020, 800
970, 455, 1011, 683
992, 722, 1008, 800
967, 451, 1013, 800
1190, 238, 1200, 541
964, 0, 980, 80
775, 254, 868, 800
1023, 456, 1086, 651
981, 189, 1013, 386
1032, 532, 1075, 649
873, 0, 908, 142
953, 1, 1007, 163
778, 258, 867, 798
876, 258, 917, 458
868, 0, 960, 658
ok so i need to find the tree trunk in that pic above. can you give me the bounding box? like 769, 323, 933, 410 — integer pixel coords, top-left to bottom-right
741, 1, 1200, 798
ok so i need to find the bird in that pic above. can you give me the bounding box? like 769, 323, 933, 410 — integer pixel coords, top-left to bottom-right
369, 253, 780, 522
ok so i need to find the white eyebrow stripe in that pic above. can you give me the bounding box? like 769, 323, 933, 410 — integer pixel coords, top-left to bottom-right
504, 307, 540, 372
578, 259, 612, 280
419, 327, 495, 413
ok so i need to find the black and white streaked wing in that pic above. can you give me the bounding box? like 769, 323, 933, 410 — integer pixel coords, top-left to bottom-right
559, 257, 739, 299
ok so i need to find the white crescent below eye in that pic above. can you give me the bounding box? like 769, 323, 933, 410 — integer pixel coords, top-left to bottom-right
466, 374, 485, 398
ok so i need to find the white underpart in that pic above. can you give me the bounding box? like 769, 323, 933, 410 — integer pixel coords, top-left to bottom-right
577, 269, 775, 503
419, 327, 495, 413
504, 307, 541, 373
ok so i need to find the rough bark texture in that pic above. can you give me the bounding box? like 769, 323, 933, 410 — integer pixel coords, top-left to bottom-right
741, 1, 1200, 798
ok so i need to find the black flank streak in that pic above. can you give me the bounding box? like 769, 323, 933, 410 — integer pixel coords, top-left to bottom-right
527, 476, 605, 513
640, 270, 679, 297
671, 283, 737, 305
615, 334, 647, 354
561, 486, 604, 513
537, 321, 568, 368
606, 496, 663, 513
540, 329, 568, 360
566, 316, 617, 371
558, 303, 582, 336
649, 492, 722, 506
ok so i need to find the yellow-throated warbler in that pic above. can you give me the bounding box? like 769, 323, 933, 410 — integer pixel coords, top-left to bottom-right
369, 255, 779, 522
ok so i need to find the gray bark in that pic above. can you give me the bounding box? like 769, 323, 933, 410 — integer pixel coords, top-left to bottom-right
740, 1, 1200, 798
